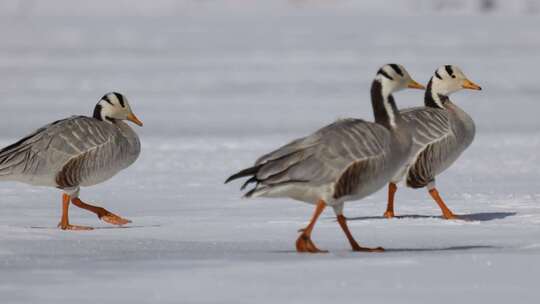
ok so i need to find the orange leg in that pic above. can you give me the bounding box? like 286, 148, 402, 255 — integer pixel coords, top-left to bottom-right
57, 193, 93, 230
71, 197, 131, 226
383, 182, 397, 218
428, 188, 457, 219
337, 215, 384, 252
296, 200, 327, 253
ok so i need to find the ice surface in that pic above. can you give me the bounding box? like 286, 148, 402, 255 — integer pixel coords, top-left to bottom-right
1, 1, 540, 303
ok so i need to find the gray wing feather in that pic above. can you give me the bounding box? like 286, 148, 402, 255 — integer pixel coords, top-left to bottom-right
254, 136, 318, 166
253, 118, 391, 194
400, 108, 458, 188
0, 116, 120, 187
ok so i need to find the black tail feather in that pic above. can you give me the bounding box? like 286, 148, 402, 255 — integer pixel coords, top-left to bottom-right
240, 176, 258, 190
224, 164, 262, 184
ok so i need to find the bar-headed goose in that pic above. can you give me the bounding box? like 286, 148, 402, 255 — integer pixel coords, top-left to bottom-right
383, 65, 481, 219
226, 64, 424, 253
0, 92, 143, 230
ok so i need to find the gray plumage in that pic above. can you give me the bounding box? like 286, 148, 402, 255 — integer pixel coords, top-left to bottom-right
229, 116, 412, 211
396, 100, 475, 188
0, 116, 140, 192
226, 64, 423, 215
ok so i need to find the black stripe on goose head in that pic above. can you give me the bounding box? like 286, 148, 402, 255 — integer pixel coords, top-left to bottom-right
435, 70, 443, 80
389, 64, 404, 77
377, 68, 394, 80
445, 65, 456, 78
102, 94, 113, 105
113, 92, 126, 108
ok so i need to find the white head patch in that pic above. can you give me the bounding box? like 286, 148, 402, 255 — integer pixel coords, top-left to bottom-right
95, 92, 133, 122
431, 65, 468, 96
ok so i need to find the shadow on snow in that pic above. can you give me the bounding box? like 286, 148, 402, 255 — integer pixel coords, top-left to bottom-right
273, 245, 499, 254
345, 212, 516, 222
384, 245, 499, 252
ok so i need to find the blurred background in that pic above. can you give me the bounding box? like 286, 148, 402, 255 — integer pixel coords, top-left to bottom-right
0, 0, 539, 139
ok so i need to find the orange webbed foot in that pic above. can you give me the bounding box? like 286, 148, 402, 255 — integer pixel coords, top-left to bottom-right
100, 212, 131, 226
349, 237, 384, 252
296, 234, 328, 254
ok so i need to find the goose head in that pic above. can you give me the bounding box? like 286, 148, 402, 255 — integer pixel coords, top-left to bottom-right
430, 65, 482, 96
425, 65, 481, 108
93, 92, 143, 126
371, 64, 425, 128
375, 63, 425, 97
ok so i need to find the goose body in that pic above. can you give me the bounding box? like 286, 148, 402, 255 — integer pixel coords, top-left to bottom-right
0, 116, 140, 190
245, 116, 412, 211
0, 92, 143, 230
384, 65, 481, 219
227, 64, 425, 252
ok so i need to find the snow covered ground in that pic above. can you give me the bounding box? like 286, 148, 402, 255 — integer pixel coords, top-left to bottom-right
1, 1, 540, 303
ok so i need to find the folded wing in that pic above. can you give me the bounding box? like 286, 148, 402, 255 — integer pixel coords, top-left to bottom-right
400, 108, 457, 188
0, 116, 119, 187
226, 118, 391, 199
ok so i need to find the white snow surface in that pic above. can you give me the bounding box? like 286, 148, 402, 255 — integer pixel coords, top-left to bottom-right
1, 1, 540, 303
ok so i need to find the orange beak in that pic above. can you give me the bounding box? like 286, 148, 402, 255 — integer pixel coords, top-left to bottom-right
462, 79, 482, 90
408, 79, 426, 90
127, 113, 143, 126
